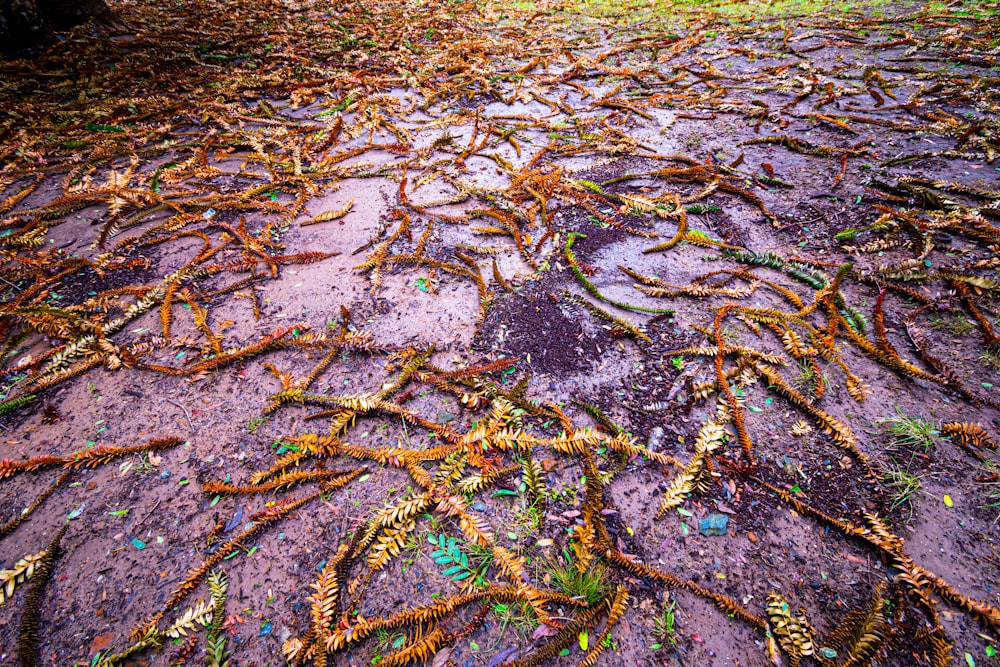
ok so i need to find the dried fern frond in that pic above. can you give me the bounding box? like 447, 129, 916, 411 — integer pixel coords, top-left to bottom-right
766, 593, 815, 667
17, 524, 67, 667
366, 519, 416, 571
820, 582, 889, 667
657, 420, 725, 516
790, 420, 812, 436
303, 199, 354, 226
1, 551, 48, 606
164, 599, 214, 638
942, 422, 998, 450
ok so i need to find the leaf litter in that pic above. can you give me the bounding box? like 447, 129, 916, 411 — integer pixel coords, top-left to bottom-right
1, 0, 1000, 665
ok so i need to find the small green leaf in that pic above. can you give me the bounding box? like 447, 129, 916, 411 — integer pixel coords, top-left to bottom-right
442, 565, 464, 577
358, 473, 371, 482
748, 405, 763, 413
85, 123, 125, 133
392, 635, 405, 648
944, 495, 954, 508
469, 641, 480, 652
210, 495, 221, 507
650, 643, 662, 650
676, 507, 693, 517
579, 631, 588, 651
559, 649, 570, 657
492, 489, 518, 497
790, 484, 802, 493
435, 556, 453, 565
430, 550, 445, 558
452, 571, 473, 581
108, 509, 129, 517
246, 546, 258, 556
131, 538, 146, 550
985, 646, 996, 658
427, 534, 439, 546
965, 652, 976, 667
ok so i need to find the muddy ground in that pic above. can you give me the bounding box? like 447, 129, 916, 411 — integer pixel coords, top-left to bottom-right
1, 0, 1000, 665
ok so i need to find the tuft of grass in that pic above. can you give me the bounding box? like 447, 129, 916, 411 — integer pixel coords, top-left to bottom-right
927, 315, 976, 336
545, 557, 608, 606
792, 359, 827, 393
980, 348, 1000, 371
881, 461, 925, 517
877, 409, 940, 451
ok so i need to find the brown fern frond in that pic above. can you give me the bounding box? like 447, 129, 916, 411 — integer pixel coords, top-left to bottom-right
754, 364, 873, 473
141, 488, 324, 635
454, 463, 521, 495
203, 468, 360, 495
0, 471, 71, 538
17, 524, 67, 667
657, 420, 725, 516
942, 422, 999, 450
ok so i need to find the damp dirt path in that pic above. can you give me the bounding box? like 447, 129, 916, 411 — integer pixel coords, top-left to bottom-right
1, 0, 1000, 666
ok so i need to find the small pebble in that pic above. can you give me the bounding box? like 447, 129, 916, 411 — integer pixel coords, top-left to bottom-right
647, 427, 664, 452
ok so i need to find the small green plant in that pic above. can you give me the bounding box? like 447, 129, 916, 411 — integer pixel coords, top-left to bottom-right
927, 315, 976, 336
881, 461, 925, 517
980, 348, 1000, 371
877, 409, 940, 451
652, 599, 678, 646
671, 356, 685, 372
491, 600, 538, 646
427, 533, 490, 585
792, 359, 826, 393
545, 556, 608, 606
246, 415, 269, 433
371, 628, 406, 663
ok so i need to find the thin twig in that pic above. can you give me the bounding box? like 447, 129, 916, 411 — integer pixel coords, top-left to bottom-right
134, 499, 162, 528
166, 398, 197, 432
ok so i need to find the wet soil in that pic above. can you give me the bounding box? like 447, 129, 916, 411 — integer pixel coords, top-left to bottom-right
1, 0, 1000, 666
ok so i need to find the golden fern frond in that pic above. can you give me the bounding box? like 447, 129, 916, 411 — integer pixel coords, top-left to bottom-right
454, 464, 521, 495
845, 374, 871, 402
942, 422, 998, 450
754, 364, 871, 471
310, 544, 349, 636
766, 593, 814, 667
378, 627, 446, 667
164, 598, 213, 638
431, 451, 467, 489
820, 582, 888, 665
376, 493, 433, 528
780, 327, 818, 357
0, 551, 48, 606
578, 585, 629, 667
521, 457, 546, 504
790, 420, 812, 436
303, 199, 354, 226
367, 519, 416, 571
657, 420, 725, 516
